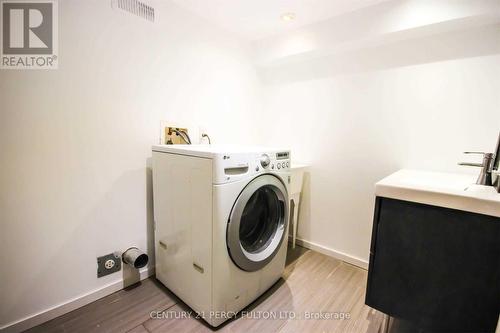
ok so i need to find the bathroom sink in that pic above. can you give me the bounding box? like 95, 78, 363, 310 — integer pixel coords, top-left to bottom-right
376, 169, 500, 218
369, 170, 500, 332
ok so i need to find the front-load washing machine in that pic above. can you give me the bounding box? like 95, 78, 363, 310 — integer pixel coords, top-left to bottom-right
151, 144, 291, 327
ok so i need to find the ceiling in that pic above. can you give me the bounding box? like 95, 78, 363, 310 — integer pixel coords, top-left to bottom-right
170, 0, 391, 41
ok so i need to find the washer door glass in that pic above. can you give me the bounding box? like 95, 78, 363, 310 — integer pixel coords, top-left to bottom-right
239, 186, 281, 253
227, 174, 288, 272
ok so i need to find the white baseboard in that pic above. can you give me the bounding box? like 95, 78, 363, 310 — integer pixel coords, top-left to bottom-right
291, 237, 369, 270
1, 267, 154, 333
3, 240, 367, 333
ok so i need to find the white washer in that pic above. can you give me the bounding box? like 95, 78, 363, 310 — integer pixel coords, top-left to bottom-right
151, 144, 291, 327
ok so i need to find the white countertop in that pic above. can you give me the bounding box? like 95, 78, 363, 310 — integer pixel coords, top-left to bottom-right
376, 169, 500, 218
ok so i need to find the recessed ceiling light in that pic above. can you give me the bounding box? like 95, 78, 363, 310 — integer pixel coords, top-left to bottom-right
281, 13, 296, 21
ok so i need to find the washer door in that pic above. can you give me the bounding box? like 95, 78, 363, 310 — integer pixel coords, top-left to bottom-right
227, 174, 288, 272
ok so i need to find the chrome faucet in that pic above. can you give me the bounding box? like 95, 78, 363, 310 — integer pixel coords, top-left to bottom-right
459, 132, 500, 192
459, 152, 494, 186
493, 132, 500, 192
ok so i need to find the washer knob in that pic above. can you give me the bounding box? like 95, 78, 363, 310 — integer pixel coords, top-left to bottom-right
260, 154, 271, 168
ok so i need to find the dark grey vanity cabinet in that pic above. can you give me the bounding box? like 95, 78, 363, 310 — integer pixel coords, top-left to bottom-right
366, 197, 500, 332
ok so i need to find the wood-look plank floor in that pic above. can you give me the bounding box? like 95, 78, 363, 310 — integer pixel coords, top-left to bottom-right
25, 245, 386, 333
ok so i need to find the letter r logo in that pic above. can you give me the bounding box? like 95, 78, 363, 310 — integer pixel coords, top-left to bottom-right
2, 2, 53, 54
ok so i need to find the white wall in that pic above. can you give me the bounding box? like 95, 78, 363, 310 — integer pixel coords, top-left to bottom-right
259, 25, 500, 265
0, 0, 262, 330
2, 1, 500, 331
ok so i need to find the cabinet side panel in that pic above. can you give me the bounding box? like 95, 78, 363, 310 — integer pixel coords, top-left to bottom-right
366, 198, 500, 332
152, 152, 213, 313
365, 196, 382, 305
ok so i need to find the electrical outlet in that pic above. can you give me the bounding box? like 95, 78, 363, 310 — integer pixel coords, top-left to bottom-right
199, 126, 210, 144
104, 259, 115, 269
97, 253, 121, 278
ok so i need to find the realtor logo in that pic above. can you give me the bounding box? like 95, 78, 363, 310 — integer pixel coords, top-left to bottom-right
1, 0, 58, 69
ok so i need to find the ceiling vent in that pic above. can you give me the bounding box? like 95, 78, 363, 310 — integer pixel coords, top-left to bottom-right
112, 0, 155, 22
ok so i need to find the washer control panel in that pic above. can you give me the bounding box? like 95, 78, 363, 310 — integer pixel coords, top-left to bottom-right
214, 149, 291, 184
256, 151, 290, 172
